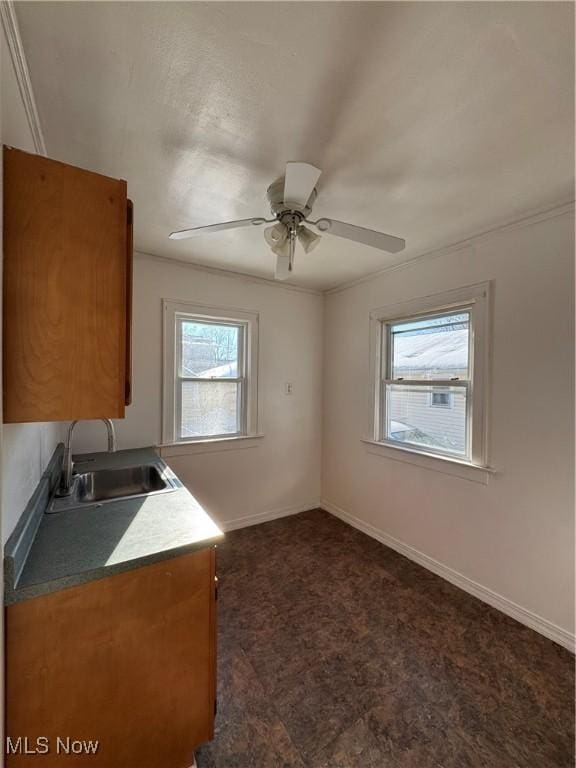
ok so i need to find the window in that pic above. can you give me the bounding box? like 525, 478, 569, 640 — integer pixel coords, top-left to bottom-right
369, 283, 490, 466
430, 389, 453, 408
384, 311, 470, 457
162, 301, 259, 444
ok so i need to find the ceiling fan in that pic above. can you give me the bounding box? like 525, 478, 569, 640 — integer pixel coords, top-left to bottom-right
169, 162, 405, 280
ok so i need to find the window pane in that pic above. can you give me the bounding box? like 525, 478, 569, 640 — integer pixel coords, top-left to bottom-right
385, 383, 467, 456
390, 312, 469, 380
180, 321, 240, 378
179, 381, 240, 438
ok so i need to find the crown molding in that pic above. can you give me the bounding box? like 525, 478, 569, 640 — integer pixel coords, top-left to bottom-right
135, 251, 323, 297
326, 198, 575, 296
1, 0, 46, 155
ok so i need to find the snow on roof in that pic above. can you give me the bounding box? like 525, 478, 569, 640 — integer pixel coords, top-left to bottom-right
193, 361, 238, 378
394, 328, 468, 371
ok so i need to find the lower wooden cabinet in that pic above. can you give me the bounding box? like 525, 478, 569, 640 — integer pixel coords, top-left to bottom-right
5, 548, 217, 767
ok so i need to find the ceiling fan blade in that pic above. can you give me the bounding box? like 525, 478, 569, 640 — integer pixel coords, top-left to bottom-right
310, 218, 405, 254
283, 162, 322, 208
275, 253, 290, 280
169, 217, 266, 240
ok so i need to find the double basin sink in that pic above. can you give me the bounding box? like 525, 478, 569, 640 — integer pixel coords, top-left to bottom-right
47, 463, 179, 514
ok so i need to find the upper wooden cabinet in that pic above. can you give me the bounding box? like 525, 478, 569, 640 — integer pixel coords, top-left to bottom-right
3, 147, 133, 422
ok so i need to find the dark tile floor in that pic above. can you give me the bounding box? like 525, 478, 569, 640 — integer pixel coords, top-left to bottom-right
196, 509, 574, 768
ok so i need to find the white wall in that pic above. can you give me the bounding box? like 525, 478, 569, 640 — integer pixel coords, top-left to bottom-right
72, 255, 324, 529
2, 9, 573, 653
322, 209, 575, 641
1, 22, 62, 544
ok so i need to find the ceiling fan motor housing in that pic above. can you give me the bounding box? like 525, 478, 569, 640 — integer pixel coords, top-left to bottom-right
278, 211, 304, 232
266, 177, 317, 219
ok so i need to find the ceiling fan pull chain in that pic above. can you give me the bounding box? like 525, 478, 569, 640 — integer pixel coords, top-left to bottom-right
289, 228, 296, 271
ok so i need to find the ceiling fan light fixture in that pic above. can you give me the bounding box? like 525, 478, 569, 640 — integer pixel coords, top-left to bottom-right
264, 223, 288, 249
297, 225, 321, 254
270, 237, 290, 258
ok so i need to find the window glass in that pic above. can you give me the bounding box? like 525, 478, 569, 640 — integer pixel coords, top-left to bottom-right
179, 381, 240, 439
390, 312, 469, 381
176, 319, 244, 439
385, 384, 467, 456
180, 321, 240, 378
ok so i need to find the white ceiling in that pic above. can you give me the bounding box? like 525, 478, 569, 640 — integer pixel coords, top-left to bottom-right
16, 1, 575, 291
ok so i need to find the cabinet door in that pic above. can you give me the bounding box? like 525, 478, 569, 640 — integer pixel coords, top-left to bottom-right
125, 199, 133, 405
3, 146, 129, 422
6, 548, 217, 767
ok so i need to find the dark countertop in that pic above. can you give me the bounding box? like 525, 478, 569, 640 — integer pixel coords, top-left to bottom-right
4, 446, 224, 605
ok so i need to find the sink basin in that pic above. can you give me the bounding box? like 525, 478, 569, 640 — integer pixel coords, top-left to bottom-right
77, 465, 169, 502
47, 463, 179, 513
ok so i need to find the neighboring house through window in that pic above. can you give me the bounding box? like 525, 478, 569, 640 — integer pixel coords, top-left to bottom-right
162, 300, 259, 444
369, 283, 491, 465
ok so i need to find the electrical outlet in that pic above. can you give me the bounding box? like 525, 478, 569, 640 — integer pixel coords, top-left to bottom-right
284, 382, 293, 395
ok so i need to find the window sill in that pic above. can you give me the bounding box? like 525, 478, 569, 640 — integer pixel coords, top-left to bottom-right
361, 439, 495, 485
159, 434, 265, 457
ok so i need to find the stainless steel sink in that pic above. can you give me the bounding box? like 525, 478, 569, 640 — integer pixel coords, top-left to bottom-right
47, 463, 179, 513
77, 465, 170, 502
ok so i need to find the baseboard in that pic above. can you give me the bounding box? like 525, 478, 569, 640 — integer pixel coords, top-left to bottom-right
321, 499, 575, 653
220, 500, 320, 532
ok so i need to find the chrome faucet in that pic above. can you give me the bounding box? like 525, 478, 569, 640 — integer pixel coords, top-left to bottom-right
59, 419, 117, 496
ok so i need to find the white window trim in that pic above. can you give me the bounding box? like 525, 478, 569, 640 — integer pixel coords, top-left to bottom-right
162, 299, 261, 446
159, 434, 264, 457
367, 282, 492, 476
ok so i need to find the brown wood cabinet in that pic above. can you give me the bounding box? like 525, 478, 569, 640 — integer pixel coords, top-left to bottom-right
5, 548, 217, 767
3, 146, 132, 423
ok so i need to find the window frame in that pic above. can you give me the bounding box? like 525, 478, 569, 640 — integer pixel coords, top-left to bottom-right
162, 300, 260, 445
368, 282, 491, 468
381, 308, 472, 459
